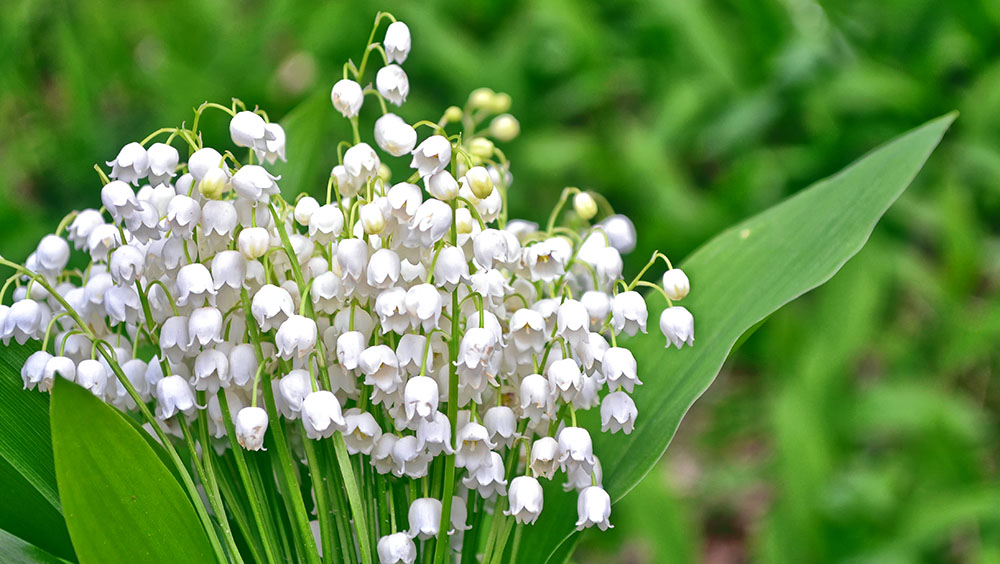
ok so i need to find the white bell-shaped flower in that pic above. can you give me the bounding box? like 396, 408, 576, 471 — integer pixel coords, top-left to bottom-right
146, 142, 179, 186
359, 345, 402, 394
331, 79, 364, 118
384, 21, 411, 63
177, 263, 216, 306
416, 411, 453, 456
336, 331, 367, 371
548, 358, 583, 403
309, 205, 345, 244
229, 111, 272, 152
462, 450, 507, 498
432, 246, 468, 290
166, 195, 201, 238
611, 291, 647, 336
337, 239, 369, 284
601, 347, 641, 392
232, 165, 280, 202
374, 287, 410, 334
344, 142, 380, 183
407, 497, 440, 540
519, 374, 552, 424
343, 407, 382, 455
211, 251, 247, 292
201, 200, 239, 248
404, 284, 442, 332
374, 113, 417, 157
367, 248, 401, 289
302, 390, 346, 439
601, 391, 638, 434
35, 234, 70, 276
21, 351, 52, 391
275, 315, 318, 360
556, 299, 590, 346
565, 457, 603, 492
409, 199, 452, 247
155, 374, 197, 419
575, 486, 613, 531
235, 406, 268, 450
454, 421, 495, 470
483, 406, 517, 448
101, 180, 141, 223
660, 306, 694, 349
529, 436, 559, 479
376, 64, 409, 106
86, 224, 121, 262
525, 238, 571, 282
371, 433, 399, 475
403, 375, 438, 424
376, 532, 416, 564
557, 426, 596, 473
391, 435, 430, 478
410, 135, 451, 178
68, 209, 105, 250
76, 358, 109, 397
108, 244, 145, 285
105, 284, 141, 325
228, 343, 258, 387
106, 142, 148, 185
580, 290, 611, 329
188, 307, 224, 349
276, 369, 311, 419
159, 316, 189, 363
251, 284, 294, 331
42, 355, 76, 391
193, 349, 229, 393
506, 476, 544, 524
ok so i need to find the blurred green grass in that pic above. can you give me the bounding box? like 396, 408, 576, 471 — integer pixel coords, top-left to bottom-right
2, 0, 999, 562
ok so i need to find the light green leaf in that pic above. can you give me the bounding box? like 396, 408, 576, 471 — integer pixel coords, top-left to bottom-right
517, 113, 956, 563
0, 529, 72, 564
51, 378, 215, 564
0, 343, 74, 561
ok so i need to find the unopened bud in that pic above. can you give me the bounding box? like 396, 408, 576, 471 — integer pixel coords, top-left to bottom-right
469, 138, 495, 160
198, 167, 228, 200
490, 114, 520, 142
469, 87, 495, 111
573, 192, 598, 221
444, 106, 464, 123
378, 163, 392, 183
491, 92, 512, 113
361, 203, 386, 235
466, 166, 494, 199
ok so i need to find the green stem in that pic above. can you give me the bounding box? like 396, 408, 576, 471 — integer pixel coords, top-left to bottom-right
301, 431, 335, 564
332, 432, 374, 564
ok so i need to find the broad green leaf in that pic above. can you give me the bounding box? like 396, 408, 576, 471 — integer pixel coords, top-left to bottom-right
0, 343, 75, 561
51, 378, 215, 564
518, 113, 956, 563
0, 529, 72, 564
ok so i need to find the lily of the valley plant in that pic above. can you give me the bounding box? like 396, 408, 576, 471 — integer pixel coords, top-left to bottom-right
0, 12, 694, 564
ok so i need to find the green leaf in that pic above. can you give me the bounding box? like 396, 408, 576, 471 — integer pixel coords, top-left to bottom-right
0, 343, 75, 561
0, 529, 72, 564
51, 378, 215, 564
518, 113, 956, 563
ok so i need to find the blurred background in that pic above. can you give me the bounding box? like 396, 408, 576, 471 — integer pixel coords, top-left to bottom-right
2, 0, 1000, 561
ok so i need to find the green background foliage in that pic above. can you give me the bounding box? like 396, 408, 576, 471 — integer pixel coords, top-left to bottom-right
1, 0, 998, 562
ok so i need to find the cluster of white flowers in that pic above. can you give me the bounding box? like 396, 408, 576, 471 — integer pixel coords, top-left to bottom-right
1, 13, 693, 564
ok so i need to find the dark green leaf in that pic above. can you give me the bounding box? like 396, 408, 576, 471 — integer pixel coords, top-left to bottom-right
51, 378, 215, 564
0, 529, 72, 564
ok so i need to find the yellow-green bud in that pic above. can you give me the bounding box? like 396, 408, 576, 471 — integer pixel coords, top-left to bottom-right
198, 167, 228, 200
466, 166, 494, 199
469, 87, 495, 111
573, 192, 598, 221
489, 114, 520, 142
491, 92, 512, 113
469, 137, 495, 160
444, 106, 464, 123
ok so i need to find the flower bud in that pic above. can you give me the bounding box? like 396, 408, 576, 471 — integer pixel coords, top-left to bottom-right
600, 214, 636, 254
468, 87, 495, 110
573, 191, 598, 220
491, 92, 512, 113
235, 406, 268, 450
443, 105, 463, 122
198, 167, 229, 200
361, 202, 387, 235
238, 227, 271, 260
662, 268, 690, 301
331, 79, 364, 118
489, 114, 520, 142
465, 166, 494, 199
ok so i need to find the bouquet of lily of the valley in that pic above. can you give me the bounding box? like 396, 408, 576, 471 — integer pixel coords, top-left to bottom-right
0, 9, 953, 564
